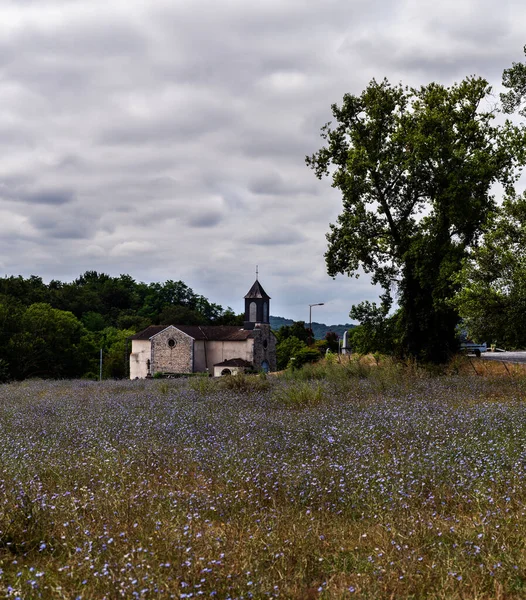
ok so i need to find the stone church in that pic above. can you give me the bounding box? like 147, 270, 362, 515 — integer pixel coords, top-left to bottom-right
129, 278, 277, 378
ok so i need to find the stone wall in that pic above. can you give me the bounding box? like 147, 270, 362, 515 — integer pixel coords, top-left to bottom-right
252, 324, 277, 371
151, 326, 193, 374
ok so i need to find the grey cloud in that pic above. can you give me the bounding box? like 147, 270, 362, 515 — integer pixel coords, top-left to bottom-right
0, 0, 524, 324
0, 182, 76, 206
245, 228, 306, 246
28, 210, 91, 239
187, 212, 224, 228
24, 189, 75, 205
249, 172, 316, 196
99, 107, 236, 146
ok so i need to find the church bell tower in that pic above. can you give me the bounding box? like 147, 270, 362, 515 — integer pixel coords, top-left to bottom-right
244, 270, 270, 330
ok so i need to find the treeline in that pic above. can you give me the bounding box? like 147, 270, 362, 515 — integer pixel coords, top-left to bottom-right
269, 316, 354, 340
0, 271, 242, 381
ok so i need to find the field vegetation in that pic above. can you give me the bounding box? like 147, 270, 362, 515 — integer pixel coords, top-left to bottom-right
1, 358, 526, 598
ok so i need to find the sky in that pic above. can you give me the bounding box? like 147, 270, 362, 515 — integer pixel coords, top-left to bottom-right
0, 0, 525, 325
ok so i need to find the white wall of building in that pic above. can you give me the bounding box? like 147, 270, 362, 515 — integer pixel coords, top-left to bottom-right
193, 339, 254, 373
130, 339, 151, 379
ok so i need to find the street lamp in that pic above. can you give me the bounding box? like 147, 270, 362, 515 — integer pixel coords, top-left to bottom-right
309, 303, 325, 345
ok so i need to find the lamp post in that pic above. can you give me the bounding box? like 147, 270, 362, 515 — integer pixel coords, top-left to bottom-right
309, 303, 324, 345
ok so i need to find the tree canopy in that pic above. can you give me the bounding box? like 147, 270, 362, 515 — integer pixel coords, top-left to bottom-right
454, 196, 526, 349
307, 76, 525, 362
451, 46, 526, 350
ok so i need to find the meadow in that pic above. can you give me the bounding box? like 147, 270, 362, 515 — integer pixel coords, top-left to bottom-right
1, 358, 526, 598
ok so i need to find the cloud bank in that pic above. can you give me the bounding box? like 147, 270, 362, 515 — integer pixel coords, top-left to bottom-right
0, 0, 524, 323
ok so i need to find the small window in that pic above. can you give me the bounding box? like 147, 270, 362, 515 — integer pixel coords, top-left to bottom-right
263, 339, 268, 349
168, 338, 176, 348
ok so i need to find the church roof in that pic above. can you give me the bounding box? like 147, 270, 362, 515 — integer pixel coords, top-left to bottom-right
130, 325, 166, 340
244, 279, 271, 300
214, 358, 253, 367
130, 325, 254, 341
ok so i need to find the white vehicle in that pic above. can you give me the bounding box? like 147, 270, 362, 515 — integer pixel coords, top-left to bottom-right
460, 341, 487, 357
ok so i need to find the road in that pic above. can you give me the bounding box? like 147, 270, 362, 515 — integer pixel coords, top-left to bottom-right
480, 351, 526, 364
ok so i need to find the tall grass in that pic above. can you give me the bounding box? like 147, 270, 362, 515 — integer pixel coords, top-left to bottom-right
1, 367, 526, 597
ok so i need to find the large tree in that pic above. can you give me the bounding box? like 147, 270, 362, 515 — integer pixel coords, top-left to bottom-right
307, 77, 523, 362
453, 195, 526, 349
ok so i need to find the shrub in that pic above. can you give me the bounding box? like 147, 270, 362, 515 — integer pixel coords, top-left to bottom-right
272, 381, 325, 408
188, 375, 216, 395
289, 347, 321, 370
217, 372, 270, 392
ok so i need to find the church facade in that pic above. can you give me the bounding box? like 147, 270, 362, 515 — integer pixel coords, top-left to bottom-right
129, 279, 277, 378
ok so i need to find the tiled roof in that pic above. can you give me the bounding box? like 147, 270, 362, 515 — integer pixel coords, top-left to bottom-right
130, 325, 253, 341
214, 358, 253, 367
244, 279, 270, 300
130, 325, 166, 340
176, 325, 254, 341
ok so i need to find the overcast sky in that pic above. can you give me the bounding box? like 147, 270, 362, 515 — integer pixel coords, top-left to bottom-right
0, 0, 524, 324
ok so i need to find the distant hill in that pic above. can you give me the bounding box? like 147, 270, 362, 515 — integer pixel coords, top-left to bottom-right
270, 315, 355, 340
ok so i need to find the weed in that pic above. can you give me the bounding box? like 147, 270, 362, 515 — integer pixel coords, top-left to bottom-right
272, 381, 325, 407
188, 374, 216, 395
217, 372, 270, 392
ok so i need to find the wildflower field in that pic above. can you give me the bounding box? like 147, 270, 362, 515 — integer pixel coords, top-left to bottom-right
1, 361, 526, 598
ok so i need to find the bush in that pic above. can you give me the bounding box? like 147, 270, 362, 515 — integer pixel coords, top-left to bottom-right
272, 381, 325, 408
289, 347, 321, 370
0, 358, 10, 383
217, 372, 270, 392
276, 336, 307, 370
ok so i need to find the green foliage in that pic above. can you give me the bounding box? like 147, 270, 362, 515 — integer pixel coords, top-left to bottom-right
324, 331, 340, 352
7, 303, 96, 379
159, 305, 207, 326
275, 320, 310, 344
276, 336, 307, 370
501, 45, 526, 118
307, 76, 524, 363
0, 271, 245, 380
94, 327, 135, 379
217, 372, 270, 392
271, 381, 325, 408
0, 358, 9, 383
348, 296, 400, 355
289, 347, 321, 370
271, 315, 354, 340
82, 311, 108, 332
454, 195, 526, 349
188, 374, 216, 395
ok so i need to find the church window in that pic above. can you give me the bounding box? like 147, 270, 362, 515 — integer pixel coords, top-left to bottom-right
168, 338, 176, 348
249, 301, 257, 322
263, 302, 268, 321
263, 339, 268, 349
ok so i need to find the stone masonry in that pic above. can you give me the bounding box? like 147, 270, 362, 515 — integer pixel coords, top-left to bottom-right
151, 326, 193, 374
252, 324, 277, 372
